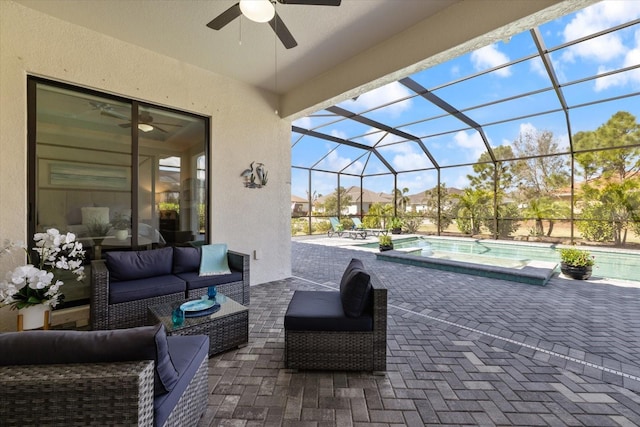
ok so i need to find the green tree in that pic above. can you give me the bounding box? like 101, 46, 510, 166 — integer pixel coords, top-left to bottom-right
393, 187, 411, 213
454, 188, 491, 235
485, 202, 520, 238
468, 146, 515, 194
422, 184, 454, 233
573, 111, 640, 244
512, 129, 569, 200
363, 202, 393, 228
322, 187, 352, 216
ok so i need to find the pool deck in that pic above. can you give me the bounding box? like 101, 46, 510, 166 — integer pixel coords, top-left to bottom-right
200, 237, 640, 426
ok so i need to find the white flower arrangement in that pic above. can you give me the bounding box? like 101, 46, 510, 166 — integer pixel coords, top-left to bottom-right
0, 229, 86, 310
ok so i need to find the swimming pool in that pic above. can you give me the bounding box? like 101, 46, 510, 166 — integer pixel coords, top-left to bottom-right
360, 236, 640, 283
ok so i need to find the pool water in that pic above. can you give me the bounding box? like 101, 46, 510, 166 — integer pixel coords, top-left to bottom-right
359, 236, 640, 283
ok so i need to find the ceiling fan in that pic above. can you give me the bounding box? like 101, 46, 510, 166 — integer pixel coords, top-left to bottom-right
100, 108, 181, 134
206, 0, 341, 49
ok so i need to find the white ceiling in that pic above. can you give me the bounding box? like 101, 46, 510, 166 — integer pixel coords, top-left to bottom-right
15, 0, 458, 94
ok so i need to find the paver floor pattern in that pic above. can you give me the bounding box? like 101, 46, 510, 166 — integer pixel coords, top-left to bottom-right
199, 240, 640, 426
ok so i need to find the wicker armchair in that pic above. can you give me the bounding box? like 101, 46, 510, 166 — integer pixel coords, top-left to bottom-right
285, 272, 387, 371
0, 350, 209, 427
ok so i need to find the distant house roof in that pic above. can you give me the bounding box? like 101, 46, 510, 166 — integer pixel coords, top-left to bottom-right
291, 194, 307, 203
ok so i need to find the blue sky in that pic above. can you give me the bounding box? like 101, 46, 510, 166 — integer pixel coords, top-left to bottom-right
291, 0, 640, 199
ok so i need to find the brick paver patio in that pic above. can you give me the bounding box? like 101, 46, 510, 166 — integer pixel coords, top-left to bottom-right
199, 238, 640, 426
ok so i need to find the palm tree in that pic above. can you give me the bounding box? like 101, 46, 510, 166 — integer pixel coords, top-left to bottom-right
393, 187, 411, 213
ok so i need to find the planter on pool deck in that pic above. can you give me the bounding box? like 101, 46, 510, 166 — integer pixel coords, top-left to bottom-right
379, 244, 394, 252
560, 262, 592, 280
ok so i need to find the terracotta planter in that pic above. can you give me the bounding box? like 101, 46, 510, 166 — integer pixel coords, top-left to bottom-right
560, 262, 592, 280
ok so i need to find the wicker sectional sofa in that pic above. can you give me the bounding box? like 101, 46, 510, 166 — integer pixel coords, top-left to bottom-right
91, 245, 249, 330
0, 324, 209, 427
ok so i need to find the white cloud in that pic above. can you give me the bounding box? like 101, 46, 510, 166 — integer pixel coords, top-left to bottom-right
594, 29, 640, 91
453, 130, 486, 161
330, 129, 347, 140
341, 82, 413, 117
561, 1, 640, 63
519, 122, 537, 135
292, 116, 312, 129
529, 56, 548, 78
317, 149, 363, 174
470, 44, 511, 77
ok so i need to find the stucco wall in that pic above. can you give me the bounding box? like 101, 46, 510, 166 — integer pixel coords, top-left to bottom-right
0, 1, 291, 331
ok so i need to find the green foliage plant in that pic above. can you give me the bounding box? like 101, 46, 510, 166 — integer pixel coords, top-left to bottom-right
379, 235, 392, 247
558, 247, 595, 267
389, 217, 403, 230
402, 214, 423, 234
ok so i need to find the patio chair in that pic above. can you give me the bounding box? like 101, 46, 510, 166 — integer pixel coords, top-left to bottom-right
352, 217, 388, 237
327, 217, 344, 237
328, 217, 367, 239
284, 258, 387, 371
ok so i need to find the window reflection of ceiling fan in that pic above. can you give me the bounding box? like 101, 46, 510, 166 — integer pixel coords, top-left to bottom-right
100, 107, 182, 134
207, 0, 341, 49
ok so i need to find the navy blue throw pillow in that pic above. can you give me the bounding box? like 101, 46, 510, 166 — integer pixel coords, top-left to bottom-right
106, 247, 173, 281
173, 246, 201, 274
339, 258, 372, 318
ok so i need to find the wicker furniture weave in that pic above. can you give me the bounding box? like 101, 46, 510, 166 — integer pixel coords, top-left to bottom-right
285, 274, 387, 371
0, 356, 208, 426
91, 249, 250, 330
148, 295, 249, 356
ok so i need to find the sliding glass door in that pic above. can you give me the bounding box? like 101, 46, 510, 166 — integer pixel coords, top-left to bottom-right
28, 78, 209, 306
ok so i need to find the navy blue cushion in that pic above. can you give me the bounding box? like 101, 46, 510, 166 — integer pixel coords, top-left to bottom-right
155, 335, 209, 427
176, 270, 243, 291
0, 324, 179, 397
106, 247, 173, 281
173, 246, 201, 274
284, 291, 373, 332
109, 275, 186, 304
339, 258, 372, 318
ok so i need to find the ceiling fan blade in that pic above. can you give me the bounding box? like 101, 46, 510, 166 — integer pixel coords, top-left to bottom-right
118, 123, 132, 128
153, 121, 183, 127
277, 0, 341, 5
206, 3, 242, 30
154, 126, 169, 134
269, 12, 297, 49
101, 110, 129, 120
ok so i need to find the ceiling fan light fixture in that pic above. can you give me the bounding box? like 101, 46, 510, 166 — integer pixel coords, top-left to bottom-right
138, 123, 154, 132
239, 0, 275, 23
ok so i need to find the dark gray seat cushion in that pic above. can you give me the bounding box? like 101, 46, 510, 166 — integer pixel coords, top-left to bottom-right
106, 247, 173, 281
284, 291, 373, 332
109, 274, 186, 304
176, 270, 243, 291
0, 324, 179, 397
339, 258, 372, 318
154, 334, 209, 427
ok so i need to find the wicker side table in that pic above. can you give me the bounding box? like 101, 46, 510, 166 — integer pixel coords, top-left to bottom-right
148, 295, 248, 356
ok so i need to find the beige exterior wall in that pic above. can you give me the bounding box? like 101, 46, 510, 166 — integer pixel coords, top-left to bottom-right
0, 1, 291, 330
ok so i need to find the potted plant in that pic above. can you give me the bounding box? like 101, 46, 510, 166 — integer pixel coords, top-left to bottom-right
379, 235, 393, 252
558, 247, 595, 280
112, 212, 131, 241
0, 228, 85, 329
389, 217, 403, 234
